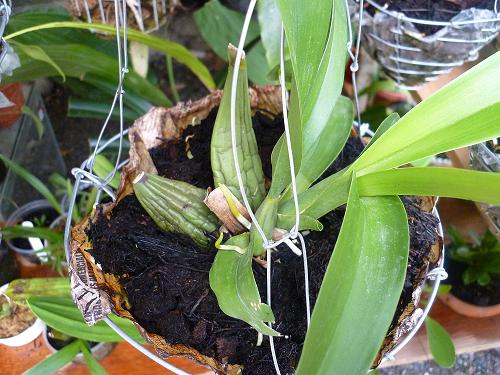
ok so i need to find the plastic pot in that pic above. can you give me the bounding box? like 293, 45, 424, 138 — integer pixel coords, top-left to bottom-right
0, 283, 46, 347
4, 200, 59, 263
43, 326, 115, 364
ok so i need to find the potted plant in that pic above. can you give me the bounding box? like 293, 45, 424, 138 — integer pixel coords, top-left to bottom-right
3, 277, 145, 374
470, 137, 499, 237
0, 283, 45, 347
0, 154, 118, 271
440, 227, 500, 317
9, 1, 492, 373
354, 0, 500, 88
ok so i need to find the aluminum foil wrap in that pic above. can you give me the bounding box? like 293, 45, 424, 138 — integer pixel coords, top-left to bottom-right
353, 4, 500, 89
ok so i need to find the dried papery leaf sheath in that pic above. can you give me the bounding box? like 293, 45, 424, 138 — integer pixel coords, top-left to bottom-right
210, 44, 266, 210
133, 173, 219, 247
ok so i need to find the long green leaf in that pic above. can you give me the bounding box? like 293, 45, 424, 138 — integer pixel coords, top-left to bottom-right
257, 0, 282, 70
297, 176, 409, 375
23, 339, 81, 375
6, 21, 215, 90
27, 297, 146, 343
80, 341, 108, 375
209, 233, 278, 336
357, 168, 500, 205
293, 95, 353, 194
92, 155, 121, 190
0, 154, 62, 214
6, 43, 169, 107
353, 52, 500, 175
194, 0, 271, 84
68, 98, 139, 123
5, 278, 70, 303
0, 226, 62, 245
9, 40, 65, 81
362, 112, 400, 152
21, 105, 44, 139
426, 317, 456, 368
210, 45, 266, 210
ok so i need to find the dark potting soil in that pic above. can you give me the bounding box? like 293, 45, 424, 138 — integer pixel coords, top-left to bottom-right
367, 0, 495, 35
89, 109, 439, 374
445, 257, 500, 306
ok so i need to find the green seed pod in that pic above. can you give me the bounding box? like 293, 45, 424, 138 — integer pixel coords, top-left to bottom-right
133, 173, 219, 247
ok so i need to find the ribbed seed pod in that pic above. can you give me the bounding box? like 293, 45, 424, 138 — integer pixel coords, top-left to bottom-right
133, 173, 219, 247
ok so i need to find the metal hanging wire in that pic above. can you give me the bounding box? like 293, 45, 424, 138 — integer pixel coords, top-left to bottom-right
0, 0, 12, 67
352, 0, 500, 89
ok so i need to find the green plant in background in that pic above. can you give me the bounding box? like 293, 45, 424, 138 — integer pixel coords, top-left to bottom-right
447, 226, 500, 286
3, 278, 145, 375
0, 154, 119, 272
3, 7, 216, 121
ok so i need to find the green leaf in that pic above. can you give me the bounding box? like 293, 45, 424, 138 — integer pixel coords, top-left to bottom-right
297, 175, 409, 375
0, 154, 62, 214
426, 317, 456, 368
293, 95, 353, 193
6, 21, 215, 90
23, 339, 81, 375
5, 278, 70, 303
9, 40, 65, 81
92, 155, 121, 190
68, 98, 140, 123
194, 0, 271, 84
209, 233, 278, 336
257, 0, 282, 70
21, 105, 44, 139
277, 0, 348, 131
363, 112, 400, 152
357, 168, 500, 205
353, 52, 500, 176
210, 45, 266, 210
27, 296, 146, 343
80, 341, 108, 375
7, 43, 169, 108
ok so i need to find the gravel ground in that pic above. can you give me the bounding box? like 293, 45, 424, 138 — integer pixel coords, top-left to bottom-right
380, 348, 500, 375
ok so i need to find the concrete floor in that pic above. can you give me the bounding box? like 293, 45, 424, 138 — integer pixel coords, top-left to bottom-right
380, 348, 500, 375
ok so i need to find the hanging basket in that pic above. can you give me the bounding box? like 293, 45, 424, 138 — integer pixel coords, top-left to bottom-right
352, 0, 500, 89
68, 86, 444, 374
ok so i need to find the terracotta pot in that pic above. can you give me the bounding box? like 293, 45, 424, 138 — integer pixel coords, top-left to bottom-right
440, 293, 500, 318
70, 86, 443, 373
0, 83, 25, 129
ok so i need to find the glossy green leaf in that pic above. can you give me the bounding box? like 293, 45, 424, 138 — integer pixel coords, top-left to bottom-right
0, 154, 62, 214
80, 341, 108, 375
92, 155, 121, 190
194, 0, 271, 84
5, 278, 70, 303
357, 168, 500, 205
297, 176, 409, 375
23, 339, 81, 375
257, 0, 282, 70
363, 112, 400, 152
6, 43, 169, 107
5, 21, 215, 90
10, 40, 65, 81
277, 0, 348, 130
293, 96, 353, 193
353, 52, 500, 176
210, 46, 266, 210
68, 98, 140, 123
28, 297, 146, 343
426, 317, 456, 368
209, 233, 278, 336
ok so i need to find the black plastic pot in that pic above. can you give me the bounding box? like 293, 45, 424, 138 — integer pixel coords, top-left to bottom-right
4, 200, 59, 263
0, 246, 19, 285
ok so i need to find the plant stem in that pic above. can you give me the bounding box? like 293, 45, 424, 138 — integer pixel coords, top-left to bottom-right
166, 54, 180, 103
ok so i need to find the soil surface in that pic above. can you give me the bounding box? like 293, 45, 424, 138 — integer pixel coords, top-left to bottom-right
89, 108, 439, 374
445, 256, 500, 306
0, 296, 36, 338
368, 0, 495, 35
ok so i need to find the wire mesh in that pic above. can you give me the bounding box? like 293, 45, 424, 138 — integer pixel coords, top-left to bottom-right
351, 0, 500, 89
